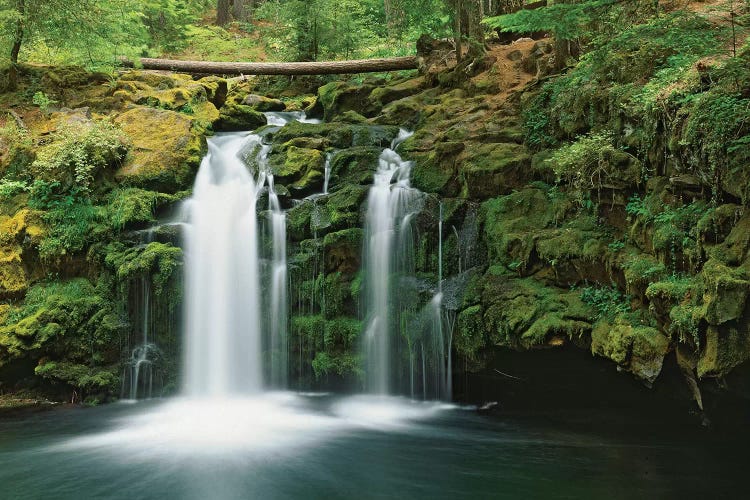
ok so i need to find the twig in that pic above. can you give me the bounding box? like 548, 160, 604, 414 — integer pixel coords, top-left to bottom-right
494, 369, 524, 381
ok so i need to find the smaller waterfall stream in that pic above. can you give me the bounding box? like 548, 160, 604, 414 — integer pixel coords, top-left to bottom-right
363, 130, 451, 399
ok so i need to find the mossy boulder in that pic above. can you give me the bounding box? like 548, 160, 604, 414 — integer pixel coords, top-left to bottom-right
270, 146, 325, 196
462, 143, 532, 199
456, 305, 486, 368
368, 77, 426, 109
409, 142, 464, 196
215, 102, 267, 131
114, 107, 204, 191
480, 273, 593, 349
329, 147, 381, 186
0, 245, 26, 299
697, 325, 750, 378
0, 209, 46, 299
241, 94, 285, 112
481, 187, 573, 268
118, 70, 193, 90
701, 259, 750, 325
273, 121, 398, 149
286, 185, 368, 242
374, 96, 424, 127
591, 318, 670, 385
317, 81, 377, 121
323, 228, 363, 274
0, 279, 124, 393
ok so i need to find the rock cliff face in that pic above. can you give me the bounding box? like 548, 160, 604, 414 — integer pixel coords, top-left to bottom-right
1, 14, 749, 422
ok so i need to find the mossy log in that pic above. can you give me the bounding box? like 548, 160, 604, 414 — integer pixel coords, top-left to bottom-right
119, 56, 419, 76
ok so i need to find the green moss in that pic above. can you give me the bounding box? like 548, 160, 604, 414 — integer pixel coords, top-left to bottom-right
697, 325, 750, 378
481, 187, 573, 269
370, 77, 424, 106
34, 361, 118, 393
462, 143, 532, 199
215, 102, 267, 131
270, 146, 325, 191
106, 188, 158, 230
105, 242, 182, 296
317, 81, 376, 121
622, 253, 666, 293
311, 351, 361, 380
481, 275, 593, 349
329, 147, 381, 186
114, 107, 204, 192
456, 305, 485, 367
273, 121, 398, 149
0, 121, 35, 178
591, 317, 670, 384
0, 279, 124, 389
322, 228, 362, 275
700, 259, 750, 326
409, 142, 463, 196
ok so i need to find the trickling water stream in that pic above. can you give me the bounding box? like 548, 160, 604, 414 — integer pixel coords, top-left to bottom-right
363, 130, 451, 399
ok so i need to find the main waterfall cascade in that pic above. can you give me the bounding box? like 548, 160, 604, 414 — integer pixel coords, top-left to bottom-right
363, 130, 452, 400
121, 111, 451, 401
182, 132, 263, 395
182, 111, 320, 395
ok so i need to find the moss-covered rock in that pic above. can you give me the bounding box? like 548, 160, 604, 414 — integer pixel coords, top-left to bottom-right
368, 77, 425, 109
462, 143, 532, 199
480, 273, 593, 349
215, 102, 267, 131
0, 279, 124, 398
329, 147, 381, 186
273, 121, 399, 149
591, 318, 670, 385
241, 94, 285, 112
409, 141, 464, 196
270, 146, 325, 196
114, 107, 204, 191
697, 325, 750, 378
323, 228, 363, 275
317, 81, 376, 121
456, 305, 485, 368
701, 259, 750, 326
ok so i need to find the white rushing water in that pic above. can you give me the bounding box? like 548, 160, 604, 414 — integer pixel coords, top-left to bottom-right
363, 130, 417, 395
60, 115, 454, 461
363, 130, 452, 399
183, 133, 263, 396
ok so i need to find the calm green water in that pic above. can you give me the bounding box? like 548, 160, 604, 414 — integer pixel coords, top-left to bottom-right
0, 394, 743, 499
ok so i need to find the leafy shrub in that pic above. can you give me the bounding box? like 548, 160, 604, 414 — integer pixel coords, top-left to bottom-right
29, 122, 128, 194
0, 179, 29, 200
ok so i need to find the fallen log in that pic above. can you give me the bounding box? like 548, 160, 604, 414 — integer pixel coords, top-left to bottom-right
118, 56, 419, 75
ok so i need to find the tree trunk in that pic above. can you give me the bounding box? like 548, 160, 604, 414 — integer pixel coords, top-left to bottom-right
217, 0, 232, 25
449, 0, 463, 63
8, 0, 24, 91
119, 56, 419, 75
232, 0, 254, 22
464, 0, 484, 60
384, 0, 404, 36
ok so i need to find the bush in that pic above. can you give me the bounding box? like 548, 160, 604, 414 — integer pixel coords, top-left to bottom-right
29, 122, 128, 194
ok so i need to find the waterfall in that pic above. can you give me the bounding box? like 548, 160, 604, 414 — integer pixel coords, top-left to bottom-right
363, 129, 417, 395
181, 111, 314, 396
182, 133, 263, 396
362, 130, 453, 399
323, 152, 332, 195
122, 229, 161, 400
